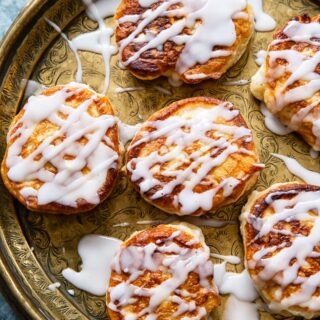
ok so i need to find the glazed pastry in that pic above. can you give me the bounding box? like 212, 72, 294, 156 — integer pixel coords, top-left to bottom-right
107, 223, 220, 319
1, 83, 120, 214
126, 97, 262, 216
251, 15, 320, 150
240, 182, 320, 319
115, 0, 254, 84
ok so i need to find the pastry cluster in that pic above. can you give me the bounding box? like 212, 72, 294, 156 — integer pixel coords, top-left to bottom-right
2, 0, 320, 319
1, 89, 261, 216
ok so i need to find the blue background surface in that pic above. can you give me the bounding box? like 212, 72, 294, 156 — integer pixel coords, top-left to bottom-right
0, 1, 28, 319
0, 0, 27, 38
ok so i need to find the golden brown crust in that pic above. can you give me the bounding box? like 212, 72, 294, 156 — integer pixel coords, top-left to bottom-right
251, 14, 320, 150
241, 182, 320, 318
126, 97, 262, 216
115, 1, 254, 83
106, 223, 220, 319
1, 84, 120, 214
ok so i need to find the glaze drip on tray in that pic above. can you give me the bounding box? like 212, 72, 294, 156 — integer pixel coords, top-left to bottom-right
247, 0, 276, 32
62, 234, 122, 296
46, 0, 120, 93
260, 102, 293, 135
213, 256, 259, 319
273, 153, 320, 186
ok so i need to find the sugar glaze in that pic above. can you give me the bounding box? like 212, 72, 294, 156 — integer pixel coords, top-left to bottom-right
247, 0, 276, 32
255, 50, 267, 66
214, 260, 259, 320
260, 103, 293, 135
62, 234, 122, 296
131, 216, 236, 228
273, 153, 320, 186
223, 295, 259, 320
46, 0, 120, 93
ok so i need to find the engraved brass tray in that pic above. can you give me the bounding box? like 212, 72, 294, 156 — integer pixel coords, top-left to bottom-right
0, 0, 319, 319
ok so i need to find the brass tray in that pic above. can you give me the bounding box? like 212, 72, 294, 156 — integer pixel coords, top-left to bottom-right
0, 0, 319, 319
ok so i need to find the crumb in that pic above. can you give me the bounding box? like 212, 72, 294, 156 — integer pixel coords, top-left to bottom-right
67, 289, 75, 296
48, 282, 61, 291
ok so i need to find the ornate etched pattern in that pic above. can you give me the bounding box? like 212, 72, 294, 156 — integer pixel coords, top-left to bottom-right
0, 0, 319, 319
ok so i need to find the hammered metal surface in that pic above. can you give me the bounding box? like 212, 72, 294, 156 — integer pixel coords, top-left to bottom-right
0, 0, 319, 319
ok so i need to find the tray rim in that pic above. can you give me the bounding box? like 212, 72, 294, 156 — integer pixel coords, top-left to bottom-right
0, 1, 87, 319
0, 1, 55, 317
0, 3, 44, 319
0, 0, 319, 319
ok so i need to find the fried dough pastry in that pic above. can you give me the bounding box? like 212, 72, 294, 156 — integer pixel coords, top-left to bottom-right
115, 0, 254, 84
107, 223, 220, 319
251, 15, 320, 150
1, 82, 120, 214
126, 97, 262, 216
240, 182, 320, 319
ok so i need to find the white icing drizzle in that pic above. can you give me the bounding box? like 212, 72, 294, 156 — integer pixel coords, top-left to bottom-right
118, 121, 142, 145
113, 222, 130, 227
210, 253, 241, 265
108, 225, 215, 319
241, 186, 320, 312
214, 262, 258, 301
46, 0, 119, 94
153, 85, 171, 95
115, 85, 171, 95
22, 79, 47, 98
136, 217, 176, 225
260, 103, 293, 135
115, 86, 145, 93
247, 0, 276, 32
127, 102, 255, 215
184, 73, 209, 81
254, 49, 267, 66
310, 148, 319, 159
86, 0, 120, 20
45, 19, 83, 82
67, 289, 75, 296
257, 20, 320, 148
118, 0, 249, 75
168, 74, 183, 87
111, 215, 235, 228
272, 153, 320, 186
184, 217, 236, 228
135, 216, 236, 228
223, 295, 259, 320
233, 11, 249, 20
269, 48, 320, 113
62, 234, 122, 296
212, 251, 258, 319
6, 83, 119, 207
222, 79, 250, 86
48, 282, 61, 291
275, 21, 320, 46
253, 163, 265, 169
